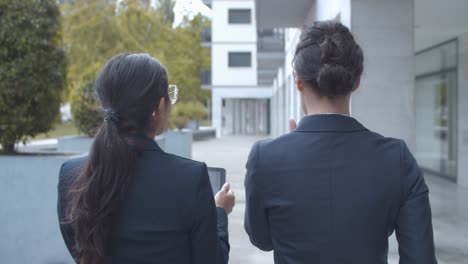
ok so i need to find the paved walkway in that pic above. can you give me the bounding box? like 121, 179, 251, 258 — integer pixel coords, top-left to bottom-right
192, 136, 468, 264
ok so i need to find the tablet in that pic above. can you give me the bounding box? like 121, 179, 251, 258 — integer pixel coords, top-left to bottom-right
208, 167, 226, 194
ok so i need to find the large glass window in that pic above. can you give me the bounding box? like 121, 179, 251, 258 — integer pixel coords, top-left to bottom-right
228, 9, 251, 24
228, 52, 251, 67
415, 40, 458, 180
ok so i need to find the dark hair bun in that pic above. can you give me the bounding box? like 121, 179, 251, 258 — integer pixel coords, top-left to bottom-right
293, 20, 363, 97
317, 63, 355, 97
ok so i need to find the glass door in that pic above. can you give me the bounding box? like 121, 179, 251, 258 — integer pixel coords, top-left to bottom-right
415, 71, 458, 180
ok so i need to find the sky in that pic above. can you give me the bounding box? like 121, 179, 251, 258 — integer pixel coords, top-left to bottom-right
173, 0, 212, 27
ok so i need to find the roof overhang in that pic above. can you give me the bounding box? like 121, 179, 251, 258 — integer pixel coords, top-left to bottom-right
255, 0, 314, 30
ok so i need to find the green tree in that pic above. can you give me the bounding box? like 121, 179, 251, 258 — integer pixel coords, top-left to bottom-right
64, 0, 211, 132
170, 101, 207, 129
61, 0, 119, 97
70, 63, 104, 136
0, 0, 66, 153
166, 15, 211, 103
157, 0, 175, 25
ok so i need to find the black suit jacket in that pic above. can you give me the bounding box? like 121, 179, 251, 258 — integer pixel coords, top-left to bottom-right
244, 114, 437, 264
57, 137, 229, 264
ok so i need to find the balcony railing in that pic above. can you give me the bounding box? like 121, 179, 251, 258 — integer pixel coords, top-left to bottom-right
257, 28, 285, 52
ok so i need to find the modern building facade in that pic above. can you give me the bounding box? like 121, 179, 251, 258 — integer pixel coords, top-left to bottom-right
256, 0, 468, 188
202, 0, 274, 137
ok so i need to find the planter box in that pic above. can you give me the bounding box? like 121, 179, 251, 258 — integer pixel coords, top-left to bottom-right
0, 155, 75, 264
187, 120, 200, 131
58, 135, 93, 154
58, 135, 167, 155
193, 128, 216, 141
164, 130, 193, 159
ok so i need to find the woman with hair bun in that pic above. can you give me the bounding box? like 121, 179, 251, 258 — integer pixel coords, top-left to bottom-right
244, 21, 437, 264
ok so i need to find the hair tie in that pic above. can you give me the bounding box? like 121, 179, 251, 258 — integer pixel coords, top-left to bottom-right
104, 108, 119, 123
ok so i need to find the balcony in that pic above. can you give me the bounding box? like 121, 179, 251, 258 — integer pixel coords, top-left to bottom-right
258, 29, 285, 51
257, 29, 285, 87
201, 69, 211, 90
201, 26, 211, 47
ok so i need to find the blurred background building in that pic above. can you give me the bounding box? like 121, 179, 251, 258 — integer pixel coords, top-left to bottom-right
202, 0, 271, 137
201, 0, 468, 188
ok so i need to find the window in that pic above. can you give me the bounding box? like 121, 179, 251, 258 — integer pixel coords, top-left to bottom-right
228, 9, 251, 24
228, 52, 251, 67
414, 40, 458, 181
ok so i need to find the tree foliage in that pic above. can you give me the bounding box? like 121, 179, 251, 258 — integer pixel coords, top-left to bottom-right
69, 63, 104, 136
63, 0, 211, 133
170, 101, 207, 129
157, 0, 175, 25
0, 0, 66, 153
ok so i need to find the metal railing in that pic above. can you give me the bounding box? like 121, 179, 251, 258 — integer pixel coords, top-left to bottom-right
257, 28, 285, 51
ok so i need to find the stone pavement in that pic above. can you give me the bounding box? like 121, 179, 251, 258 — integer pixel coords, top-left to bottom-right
192, 136, 468, 264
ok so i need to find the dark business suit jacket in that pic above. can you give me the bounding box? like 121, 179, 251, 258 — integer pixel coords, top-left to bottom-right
244, 114, 437, 264
57, 137, 229, 264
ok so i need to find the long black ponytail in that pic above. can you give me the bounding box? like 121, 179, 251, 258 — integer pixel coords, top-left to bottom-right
66, 53, 169, 264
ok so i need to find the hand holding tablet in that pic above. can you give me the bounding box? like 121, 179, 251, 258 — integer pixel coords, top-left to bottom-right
209, 167, 235, 215
215, 182, 235, 215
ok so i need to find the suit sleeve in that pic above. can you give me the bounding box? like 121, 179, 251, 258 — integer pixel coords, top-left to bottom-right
57, 162, 77, 260
191, 163, 230, 264
395, 140, 437, 264
244, 142, 273, 251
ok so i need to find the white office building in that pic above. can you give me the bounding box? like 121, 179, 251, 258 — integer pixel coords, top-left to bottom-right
202, 0, 276, 137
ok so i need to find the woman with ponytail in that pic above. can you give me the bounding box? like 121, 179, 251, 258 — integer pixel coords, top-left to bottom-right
57, 53, 234, 264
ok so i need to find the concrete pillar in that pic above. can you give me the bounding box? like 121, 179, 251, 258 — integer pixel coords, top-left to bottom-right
280, 84, 287, 135
212, 91, 223, 137
233, 99, 241, 134
271, 89, 278, 137
225, 99, 234, 135
350, 0, 415, 148
457, 33, 468, 188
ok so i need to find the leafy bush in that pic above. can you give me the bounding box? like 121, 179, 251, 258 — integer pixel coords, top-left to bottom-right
0, 0, 66, 153
69, 68, 103, 137
170, 101, 207, 130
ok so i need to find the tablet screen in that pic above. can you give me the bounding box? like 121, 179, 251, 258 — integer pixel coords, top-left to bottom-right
208, 167, 226, 195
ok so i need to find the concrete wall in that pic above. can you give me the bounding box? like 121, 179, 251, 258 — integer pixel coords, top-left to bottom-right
211, 0, 257, 87
212, 43, 257, 86
0, 155, 74, 264
212, 0, 256, 43
57, 136, 92, 154
350, 0, 416, 147
458, 33, 468, 188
